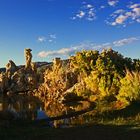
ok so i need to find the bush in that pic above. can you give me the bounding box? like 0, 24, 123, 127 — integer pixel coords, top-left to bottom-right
117, 71, 140, 105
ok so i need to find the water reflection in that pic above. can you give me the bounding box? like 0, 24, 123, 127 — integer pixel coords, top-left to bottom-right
36, 107, 49, 120
0, 94, 93, 127
44, 100, 91, 118
0, 94, 44, 120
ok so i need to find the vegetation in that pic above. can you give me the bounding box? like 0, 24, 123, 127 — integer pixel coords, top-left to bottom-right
34, 48, 140, 112
1, 48, 140, 139
67, 49, 140, 106
117, 71, 140, 106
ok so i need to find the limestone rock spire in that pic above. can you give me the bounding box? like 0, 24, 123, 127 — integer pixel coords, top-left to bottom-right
24, 48, 32, 70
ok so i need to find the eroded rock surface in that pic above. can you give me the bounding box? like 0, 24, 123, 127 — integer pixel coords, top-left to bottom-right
0, 48, 38, 94
0, 72, 8, 93
6, 60, 17, 78
25, 48, 32, 71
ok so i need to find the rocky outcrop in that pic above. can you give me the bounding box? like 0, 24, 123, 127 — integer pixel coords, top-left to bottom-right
0, 73, 8, 93
9, 49, 38, 93
6, 60, 17, 78
24, 48, 32, 71
0, 48, 38, 94
34, 57, 78, 102
0, 48, 77, 101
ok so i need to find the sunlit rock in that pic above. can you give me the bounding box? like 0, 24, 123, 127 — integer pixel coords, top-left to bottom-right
53, 57, 62, 71
31, 62, 37, 73
24, 48, 32, 71
0, 72, 8, 93
6, 60, 17, 78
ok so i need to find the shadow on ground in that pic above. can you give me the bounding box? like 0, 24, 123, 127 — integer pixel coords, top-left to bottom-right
98, 102, 140, 120
0, 123, 140, 140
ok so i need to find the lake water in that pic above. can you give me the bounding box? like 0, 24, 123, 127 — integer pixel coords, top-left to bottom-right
0, 94, 46, 120
0, 94, 94, 127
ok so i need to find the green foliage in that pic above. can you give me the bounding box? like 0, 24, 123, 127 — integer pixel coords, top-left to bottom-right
117, 71, 140, 105
98, 49, 132, 76
133, 59, 140, 71
70, 50, 99, 75
84, 49, 124, 102
71, 49, 140, 103
36, 48, 140, 108
84, 70, 121, 102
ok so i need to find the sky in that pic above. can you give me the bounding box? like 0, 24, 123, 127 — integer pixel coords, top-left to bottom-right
0, 0, 140, 67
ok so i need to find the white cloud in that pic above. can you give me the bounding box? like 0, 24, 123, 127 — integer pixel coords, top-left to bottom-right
87, 9, 95, 21
115, 15, 128, 24
76, 11, 86, 18
37, 34, 56, 43
133, 7, 140, 16
48, 39, 53, 43
113, 37, 139, 46
49, 34, 56, 39
38, 36, 46, 43
87, 4, 93, 8
137, 18, 140, 23
107, 3, 140, 26
108, 0, 119, 7
38, 37, 140, 58
114, 9, 125, 14
100, 5, 106, 9
38, 47, 78, 58
38, 42, 96, 58
129, 4, 140, 9
38, 51, 48, 58
72, 3, 96, 21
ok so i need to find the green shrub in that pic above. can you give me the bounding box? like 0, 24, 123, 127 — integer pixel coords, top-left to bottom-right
117, 71, 140, 105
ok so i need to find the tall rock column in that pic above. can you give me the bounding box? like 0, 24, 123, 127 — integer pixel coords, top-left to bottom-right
24, 48, 38, 89
24, 48, 32, 71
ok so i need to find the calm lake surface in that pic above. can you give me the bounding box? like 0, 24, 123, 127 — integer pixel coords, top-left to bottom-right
0, 94, 93, 127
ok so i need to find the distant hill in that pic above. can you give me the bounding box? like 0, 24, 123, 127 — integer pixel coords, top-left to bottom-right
0, 62, 51, 73
0, 68, 6, 73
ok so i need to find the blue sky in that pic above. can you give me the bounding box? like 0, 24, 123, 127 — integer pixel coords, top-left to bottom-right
0, 0, 140, 67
